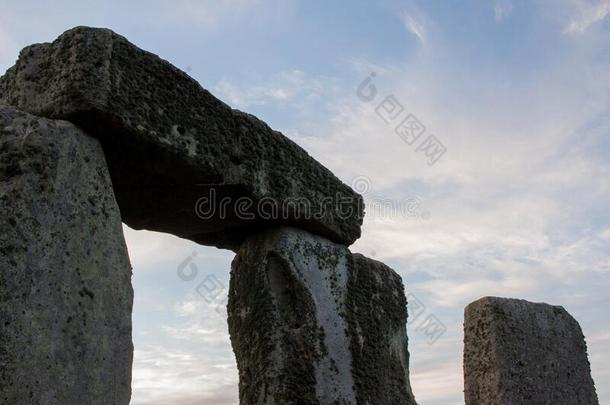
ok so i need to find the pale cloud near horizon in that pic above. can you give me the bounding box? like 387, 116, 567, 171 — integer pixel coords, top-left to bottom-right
132, 343, 237, 405
129, 272, 238, 405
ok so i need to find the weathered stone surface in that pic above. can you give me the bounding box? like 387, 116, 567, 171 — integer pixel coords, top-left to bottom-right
0, 107, 133, 404
228, 227, 416, 405
464, 296, 599, 405
0, 26, 363, 251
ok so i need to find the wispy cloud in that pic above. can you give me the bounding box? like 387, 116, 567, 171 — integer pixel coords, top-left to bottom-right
132, 288, 237, 405
132, 343, 237, 405
158, 0, 296, 30
401, 13, 427, 43
494, 0, 514, 22
564, 0, 610, 33
213, 69, 331, 109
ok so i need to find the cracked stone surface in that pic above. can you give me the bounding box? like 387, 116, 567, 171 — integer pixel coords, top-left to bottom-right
0, 26, 363, 251
464, 296, 599, 405
228, 226, 417, 405
0, 106, 133, 404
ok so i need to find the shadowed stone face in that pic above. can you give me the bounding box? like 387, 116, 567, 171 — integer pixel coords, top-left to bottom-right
0, 26, 363, 251
228, 227, 417, 405
463, 296, 599, 405
0, 107, 133, 404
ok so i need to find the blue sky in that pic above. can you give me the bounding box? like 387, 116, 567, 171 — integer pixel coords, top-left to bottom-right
1, 1, 610, 404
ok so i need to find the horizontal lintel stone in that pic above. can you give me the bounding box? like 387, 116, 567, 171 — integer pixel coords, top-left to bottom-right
0, 26, 363, 251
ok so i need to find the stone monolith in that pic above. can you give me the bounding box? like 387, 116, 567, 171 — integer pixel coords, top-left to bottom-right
0, 26, 363, 251
0, 107, 133, 404
464, 296, 599, 405
228, 227, 416, 405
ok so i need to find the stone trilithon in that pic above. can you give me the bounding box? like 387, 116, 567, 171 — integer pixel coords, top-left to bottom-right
0, 25, 600, 405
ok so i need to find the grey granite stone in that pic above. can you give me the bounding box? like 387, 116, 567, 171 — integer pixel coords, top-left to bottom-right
464, 296, 599, 405
0, 106, 133, 404
228, 227, 416, 405
0, 26, 363, 251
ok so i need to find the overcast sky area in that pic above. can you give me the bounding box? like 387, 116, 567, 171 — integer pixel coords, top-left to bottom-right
1, 0, 610, 404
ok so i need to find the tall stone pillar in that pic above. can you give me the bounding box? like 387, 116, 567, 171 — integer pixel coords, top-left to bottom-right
0, 107, 133, 404
464, 296, 599, 405
228, 227, 417, 405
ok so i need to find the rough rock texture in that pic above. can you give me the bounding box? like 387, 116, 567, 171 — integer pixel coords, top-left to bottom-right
228, 227, 416, 405
0, 107, 133, 404
0, 26, 363, 251
464, 296, 599, 405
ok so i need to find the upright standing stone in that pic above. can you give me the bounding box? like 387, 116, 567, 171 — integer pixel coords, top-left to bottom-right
228, 227, 416, 405
0, 26, 363, 251
463, 296, 599, 405
0, 107, 133, 404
